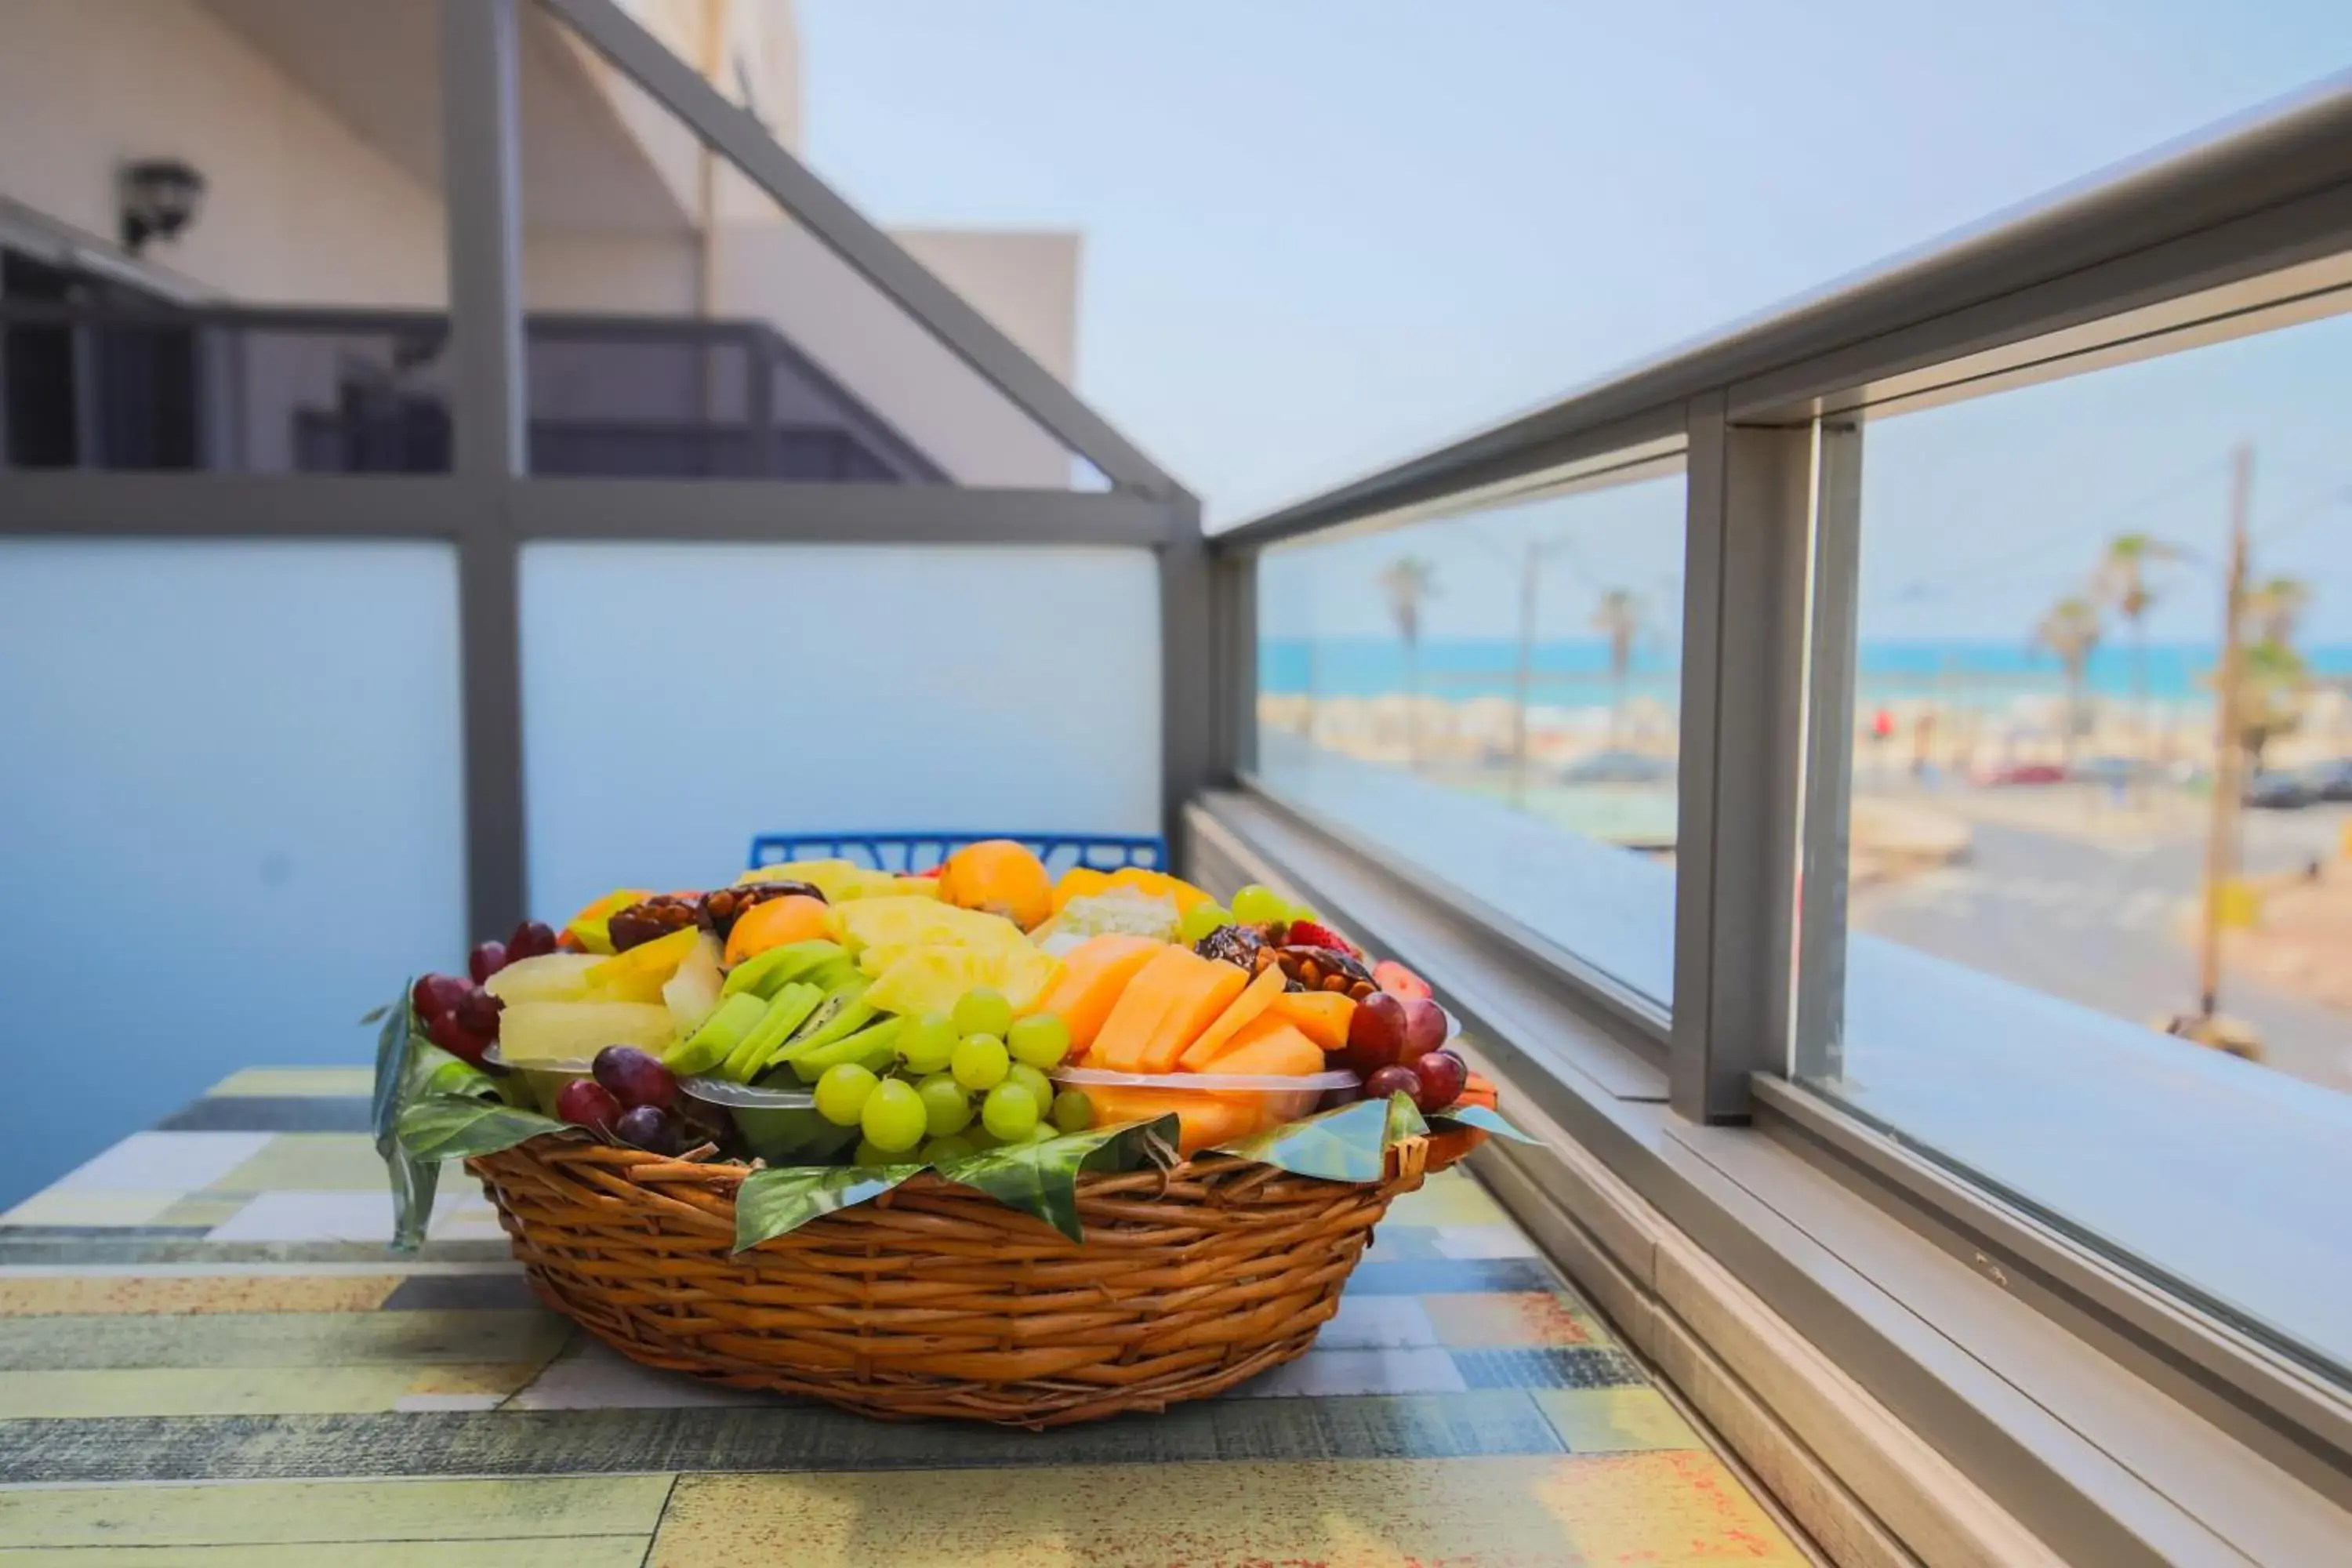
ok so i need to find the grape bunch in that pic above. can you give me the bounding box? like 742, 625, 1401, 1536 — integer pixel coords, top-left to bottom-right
556, 1046, 687, 1153
810, 987, 1092, 1165
409, 920, 558, 1068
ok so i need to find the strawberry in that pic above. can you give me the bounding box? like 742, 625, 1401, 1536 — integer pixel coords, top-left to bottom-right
1373, 959, 1432, 1000
1287, 919, 1359, 957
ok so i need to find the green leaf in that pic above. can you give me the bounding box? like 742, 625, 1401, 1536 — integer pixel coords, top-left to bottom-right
1430, 1103, 1541, 1144
932, 1115, 1181, 1243
733, 1163, 928, 1253
397, 1094, 568, 1163
372, 984, 440, 1252
1212, 1093, 1421, 1183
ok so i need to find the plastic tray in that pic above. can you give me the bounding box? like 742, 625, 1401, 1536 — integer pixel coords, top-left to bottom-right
747, 830, 1166, 877
1051, 1065, 1362, 1154
679, 1076, 815, 1109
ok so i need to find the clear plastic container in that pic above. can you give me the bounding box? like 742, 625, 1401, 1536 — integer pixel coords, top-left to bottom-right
680, 1074, 850, 1165
481, 1044, 589, 1117
1051, 1065, 1360, 1155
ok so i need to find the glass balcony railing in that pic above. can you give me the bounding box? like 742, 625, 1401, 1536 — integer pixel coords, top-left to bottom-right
0, 303, 942, 481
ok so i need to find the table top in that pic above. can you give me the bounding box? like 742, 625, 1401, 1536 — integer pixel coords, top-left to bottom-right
0, 1067, 1809, 1566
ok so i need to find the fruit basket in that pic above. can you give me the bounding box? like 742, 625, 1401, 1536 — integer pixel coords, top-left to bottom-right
379, 837, 1525, 1428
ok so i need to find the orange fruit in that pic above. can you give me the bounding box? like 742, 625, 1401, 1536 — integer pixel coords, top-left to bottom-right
938, 840, 1054, 930
723, 895, 837, 967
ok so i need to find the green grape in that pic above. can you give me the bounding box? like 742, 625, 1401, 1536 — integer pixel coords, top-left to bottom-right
951, 987, 1014, 1040
1179, 902, 1234, 944
1230, 884, 1287, 926
980, 1080, 1040, 1141
1006, 1013, 1071, 1069
916, 1072, 975, 1137
1006, 1062, 1054, 1120
919, 1133, 976, 1163
897, 1011, 958, 1075
813, 1062, 879, 1127
1021, 1123, 1057, 1144
951, 1033, 1010, 1092
851, 1137, 892, 1166
859, 1078, 926, 1154
1051, 1089, 1094, 1134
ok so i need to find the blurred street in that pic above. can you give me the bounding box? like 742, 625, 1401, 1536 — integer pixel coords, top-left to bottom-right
1853, 789, 2352, 1091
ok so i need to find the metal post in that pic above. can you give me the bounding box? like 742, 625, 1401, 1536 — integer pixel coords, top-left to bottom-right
441, 0, 529, 939
1670, 398, 1818, 1122
1160, 494, 1215, 866
1792, 416, 1864, 1085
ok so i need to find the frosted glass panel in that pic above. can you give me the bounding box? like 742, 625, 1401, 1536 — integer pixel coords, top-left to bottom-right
521, 543, 1161, 919
0, 541, 466, 1208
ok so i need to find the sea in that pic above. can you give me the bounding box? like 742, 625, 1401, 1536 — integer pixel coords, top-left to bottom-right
1260, 637, 2352, 712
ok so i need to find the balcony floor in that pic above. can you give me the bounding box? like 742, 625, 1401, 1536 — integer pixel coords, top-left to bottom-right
0, 1069, 1809, 1566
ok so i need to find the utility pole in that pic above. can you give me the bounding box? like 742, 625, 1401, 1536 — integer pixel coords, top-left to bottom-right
1511, 538, 1539, 808
2196, 442, 2254, 1021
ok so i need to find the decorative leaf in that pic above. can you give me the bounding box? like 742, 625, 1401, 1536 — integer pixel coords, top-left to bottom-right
1212, 1093, 1421, 1183
932, 1115, 1181, 1243
734, 1163, 928, 1253
397, 1094, 568, 1163
1385, 1090, 1432, 1146
359, 1003, 391, 1025
372, 985, 440, 1252
1430, 1103, 1541, 1144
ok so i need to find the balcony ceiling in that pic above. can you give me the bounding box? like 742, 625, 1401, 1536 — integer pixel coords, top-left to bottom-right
201, 0, 696, 233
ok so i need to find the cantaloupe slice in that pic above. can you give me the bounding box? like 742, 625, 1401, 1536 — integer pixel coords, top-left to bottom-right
1207, 1023, 1325, 1079
1090, 947, 1210, 1073
1178, 964, 1289, 1070
1035, 934, 1167, 1054
1087, 1083, 1263, 1155
1134, 959, 1250, 1073
1268, 990, 1356, 1051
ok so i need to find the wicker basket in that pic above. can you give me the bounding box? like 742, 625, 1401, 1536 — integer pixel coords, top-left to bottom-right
466, 1127, 1481, 1427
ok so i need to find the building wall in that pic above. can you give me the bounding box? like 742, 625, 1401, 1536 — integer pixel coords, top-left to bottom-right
524, 233, 701, 315
0, 0, 446, 307
894, 229, 1083, 386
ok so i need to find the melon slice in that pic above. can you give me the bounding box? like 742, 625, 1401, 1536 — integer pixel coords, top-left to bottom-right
1268, 990, 1356, 1051
1177, 964, 1288, 1070
1134, 959, 1250, 1074
1090, 947, 1210, 1073
1206, 1023, 1324, 1079
1035, 935, 1167, 1054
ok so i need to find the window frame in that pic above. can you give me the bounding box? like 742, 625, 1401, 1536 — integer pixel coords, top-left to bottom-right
1203, 74, 2352, 1504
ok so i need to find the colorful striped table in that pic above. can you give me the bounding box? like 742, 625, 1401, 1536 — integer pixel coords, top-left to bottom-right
0, 1069, 1811, 1565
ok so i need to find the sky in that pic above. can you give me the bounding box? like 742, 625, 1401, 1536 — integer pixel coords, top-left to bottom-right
797, 2, 2352, 643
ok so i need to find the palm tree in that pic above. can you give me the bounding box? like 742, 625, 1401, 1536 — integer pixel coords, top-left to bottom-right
2095, 532, 2181, 757
1378, 555, 1438, 764
2245, 574, 2312, 646
2238, 575, 2314, 772
2033, 596, 2103, 766
1590, 588, 1642, 743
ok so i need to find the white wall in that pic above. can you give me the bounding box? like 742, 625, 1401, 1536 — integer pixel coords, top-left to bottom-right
893, 229, 1082, 386
524, 232, 700, 314
0, 0, 446, 307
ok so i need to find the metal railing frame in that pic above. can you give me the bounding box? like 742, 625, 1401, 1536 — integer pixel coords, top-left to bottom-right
1210, 69, 2352, 1122
0, 0, 1204, 943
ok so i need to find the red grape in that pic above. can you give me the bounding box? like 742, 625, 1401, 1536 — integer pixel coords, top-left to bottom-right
1363, 1064, 1421, 1105
1411, 1049, 1468, 1113
1398, 997, 1446, 1063
454, 987, 503, 1040
592, 1045, 677, 1111
467, 941, 510, 983
424, 1009, 491, 1068
614, 1104, 680, 1154
412, 972, 470, 1022
555, 1078, 622, 1132
508, 920, 558, 959
1343, 992, 1408, 1076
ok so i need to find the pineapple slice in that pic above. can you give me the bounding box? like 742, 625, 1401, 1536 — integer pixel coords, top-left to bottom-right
499, 1000, 675, 1066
